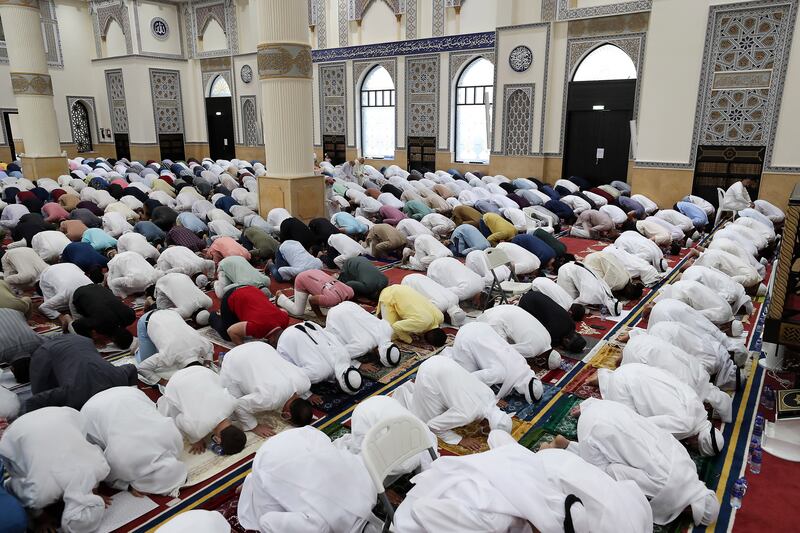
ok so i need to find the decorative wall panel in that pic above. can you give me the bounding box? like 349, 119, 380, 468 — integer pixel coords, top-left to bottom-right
90, 0, 133, 57
149, 69, 184, 135
183, 0, 239, 59
406, 0, 417, 39
309, 0, 327, 49
432, 0, 445, 37
241, 96, 260, 146
502, 85, 534, 156
557, 0, 651, 21
406, 55, 440, 138
67, 96, 99, 151
338, 0, 349, 47
0, 0, 63, 66
312, 31, 495, 62
105, 69, 128, 134
319, 63, 347, 136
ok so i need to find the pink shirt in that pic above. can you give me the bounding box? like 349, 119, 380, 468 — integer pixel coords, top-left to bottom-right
379, 205, 406, 225
294, 269, 354, 307
207, 236, 251, 263
111, 178, 128, 188
42, 202, 70, 223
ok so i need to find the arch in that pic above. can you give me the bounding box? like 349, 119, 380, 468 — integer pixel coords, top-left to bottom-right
198, 16, 227, 52
572, 43, 637, 82
359, 65, 396, 159
454, 57, 494, 163
207, 74, 232, 98
70, 100, 93, 153
103, 18, 127, 57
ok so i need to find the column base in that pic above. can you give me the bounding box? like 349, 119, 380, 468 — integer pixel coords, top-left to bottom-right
258, 174, 324, 222
19, 154, 68, 180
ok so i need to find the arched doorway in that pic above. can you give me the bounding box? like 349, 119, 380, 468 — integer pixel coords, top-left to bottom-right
71, 101, 93, 153
563, 44, 637, 185
205, 74, 235, 160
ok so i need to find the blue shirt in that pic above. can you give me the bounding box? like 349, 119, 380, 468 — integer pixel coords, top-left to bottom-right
214, 196, 239, 215
331, 212, 368, 235
618, 196, 645, 218
450, 224, 490, 256
511, 233, 556, 265
540, 185, 561, 201
61, 242, 108, 271
545, 200, 574, 220
81, 228, 117, 251
474, 199, 501, 214
0, 465, 26, 533
134, 221, 166, 243
676, 201, 708, 228
177, 212, 208, 234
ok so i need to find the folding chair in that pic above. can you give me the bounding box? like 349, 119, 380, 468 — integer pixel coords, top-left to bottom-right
523, 206, 555, 234
714, 187, 737, 228
481, 247, 529, 309
361, 415, 439, 533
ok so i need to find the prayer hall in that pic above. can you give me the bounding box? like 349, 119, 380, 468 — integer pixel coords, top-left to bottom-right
1, 0, 800, 531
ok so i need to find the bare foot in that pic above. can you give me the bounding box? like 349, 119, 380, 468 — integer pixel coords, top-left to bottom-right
252, 424, 275, 438
497, 399, 509, 409
617, 332, 630, 343
553, 435, 571, 449
459, 436, 483, 451
569, 405, 582, 418
130, 488, 146, 498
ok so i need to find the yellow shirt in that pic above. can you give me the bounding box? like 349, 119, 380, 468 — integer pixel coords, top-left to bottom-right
377, 285, 443, 343
483, 213, 517, 244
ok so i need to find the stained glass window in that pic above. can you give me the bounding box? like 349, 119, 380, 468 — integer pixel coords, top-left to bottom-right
71, 101, 92, 153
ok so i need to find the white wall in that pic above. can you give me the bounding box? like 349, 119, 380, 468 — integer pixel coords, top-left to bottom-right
136, 1, 182, 56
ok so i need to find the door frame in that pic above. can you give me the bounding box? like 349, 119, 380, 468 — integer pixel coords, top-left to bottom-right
205, 96, 236, 161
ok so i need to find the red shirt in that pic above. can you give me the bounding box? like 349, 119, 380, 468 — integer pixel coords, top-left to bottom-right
228, 286, 289, 338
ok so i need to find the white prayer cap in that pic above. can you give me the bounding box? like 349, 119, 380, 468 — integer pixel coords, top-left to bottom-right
690, 491, 721, 526
660, 258, 669, 271
708, 389, 733, 423
447, 305, 466, 326
195, 310, 210, 326
697, 421, 725, 456
487, 407, 512, 434
524, 377, 544, 404
730, 319, 744, 337
379, 342, 401, 367
757, 283, 767, 296
61, 491, 105, 533
548, 350, 562, 370
195, 274, 209, 288
338, 367, 362, 395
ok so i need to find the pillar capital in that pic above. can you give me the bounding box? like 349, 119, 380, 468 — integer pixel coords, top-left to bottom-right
0, 0, 40, 9
256, 43, 313, 80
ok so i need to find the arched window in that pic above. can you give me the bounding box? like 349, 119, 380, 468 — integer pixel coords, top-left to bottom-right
455, 58, 494, 163
208, 74, 232, 97
360, 65, 395, 159
573, 44, 637, 82
71, 101, 93, 153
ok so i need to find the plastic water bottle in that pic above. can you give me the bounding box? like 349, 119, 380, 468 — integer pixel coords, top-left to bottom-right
748, 437, 759, 465
753, 415, 765, 445
761, 386, 772, 408
730, 478, 745, 509
765, 388, 776, 411
750, 446, 762, 474
210, 441, 224, 456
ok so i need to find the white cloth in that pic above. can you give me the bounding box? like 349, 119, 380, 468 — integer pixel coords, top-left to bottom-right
530, 277, 574, 310
636, 219, 672, 245
647, 216, 684, 242
276, 321, 354, 386
137, 310, 214, 385
713, 227, 760, 257
603, 244, 661, 286
656, 279, 735, 326
583, 251, 632, 291
631, 194, 658, 214
754, 199, 784, 224
32, 230, 70, 262
736, 209, 774, 239
219, 342, 311, 431
600, 204, 627, 225
722, 181, 751, 211
615, 231, 667, 271
649, 298, 746, 358
327, 233, 367, 269
117, 232, 160, 261
421, 213, 455, 236
682, 264, 751, 315
155, 510, 231, 533
107, 251, 162, 298
428, 256, 485, 300
401, 274, 464, 325
396, 218, 434, 242
708, 237, 764, 278
477, 304, 552, 358
465, 249, 512, 288
557, 262, 619, 315
408, 234, 452, 271
266, 208, 292, 232
496, 242, 541, 275
684, 195, 715, 217
0, 406, 110, 532
157, 246, 216, 278
156, 366, 237, 443
102, 211, 133, 238
238, 427, 377, 533
694, 249, 762, 288
38, 263, 93, 319
81, 387, 186, 495
324, 301, 396, 360
155, 272, 213, 319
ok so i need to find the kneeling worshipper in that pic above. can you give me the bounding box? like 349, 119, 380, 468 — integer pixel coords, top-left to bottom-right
495, 241, 541, 276
60, 242, 109, 281
0, 309, 44, 384
156, 245, 216, 280
477, 304, 559, 368
592, 364, 725, 455
136, 309, 214, 385
206, 236, 251, 264
237, 426, 378, 533
0, 280, 33, 316
447, 223, 490, 257
243, 226, 279, 260
67, 284, 136, 348
23, 334, 137, 413
157, 365, 247, 455
219, 342, 314, 437
0, 407, 110, 533
655, 279, 743, 335
530, 276, 585, 321
401, 273, 466, 326
482, 212, 517, 245
583, 250, 645, 301
0, 246, 48, 287
80, 387, 187, 496
403, 233, 453, 271
326, 232, 367, 269
682, 264, 753, 315
427, 256, 485, 302
543, 398, 720, 526
614, 230, 669, 272
165, 225, 207, 252
393, 356, 512, 451
754, 198, 784, 224
325, 300, 403, 367
31, 229, 71, 263
275, 269, 354, 318
447, 322, 544, 403
707, 236, 765, 278
622, 330, 733, 422
722, 178, 755, 211
377, 284, 448, 346
636, 218, 675, 249
276, 321, 364, 395
395, 429, 653, 533
214, 255, 271, 298
693, 249, 764, 294
397, 217, 434, 243
267, 239, 324, 282
365, 222, 407, 259
152, 272, 213, 323
107, 250, 163, 298
155, 510, 230, 533
337, 255, 388, 299
519, 290, 587, 353
570, 209, 616, 239
209, 285, 289, 345
333, 396, 438, 475
557, 261, 622, 316
602, 243, 662, 286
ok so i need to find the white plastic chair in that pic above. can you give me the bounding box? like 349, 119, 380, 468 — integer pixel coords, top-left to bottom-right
714, 187, 737, 228
362, 415, 438, 533
483, 247, 522, 309
523, 206, 555, 233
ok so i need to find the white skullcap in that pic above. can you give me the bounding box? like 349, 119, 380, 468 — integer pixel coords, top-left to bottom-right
690, 491, 720, 526
379, 342, 401, 367
447, 306, 466, 326
195, 310, 210, 326
195, 274, 209, 288
730, 319, 744, 337
697, 421, 725, 456
337, 367, 362, 395
548, 350, 563, 370
524, 377, 544, 404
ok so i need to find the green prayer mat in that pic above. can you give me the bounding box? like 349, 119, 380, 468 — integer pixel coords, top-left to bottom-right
517, 428, 554, 452
540, 394, 584, 441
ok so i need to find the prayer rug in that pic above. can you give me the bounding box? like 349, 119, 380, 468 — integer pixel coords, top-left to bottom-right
560, 236, 611, 258
499, 384, 561, 422
358, 348, 428, 384
310, 377, 382, 417
561, 334, 600, 360
539, 394, 584, 440
197, 325, 238, 350
587, 341, 622, 369
561, 365, 601, 400
437, 418, 528, 456
517, 427, 555, 452
320, 421, 351, 441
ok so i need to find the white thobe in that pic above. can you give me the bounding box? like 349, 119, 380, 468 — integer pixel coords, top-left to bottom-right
649, 298, 746, 357
597, 364, 714, 440
530, 277, 574, 310
583, 190, 608, 207
397, 218, 434, 243
694, 249, 762, 288
32, 230, 70, 262
708, 237, 764, 277
266, 207, 292, 232
560, 194, 591, 214
600, 204, 627, 225
378, 192, 403, 209
713, 227, 760, 257
448, 322, 540, 401
207, 209, 235, 226
603, 244, 661, 286
276, 321, 354, 385
569, 398, 719, 525
636, 219, 672, 245
615, 231, 667, 271
584, 251, 632, 291
208, 219, 241, 240
557, 262, 619, 315
117, 232, 160, 261
684, 195, 715, 217
754, 199, 784, 224
477, 304, 552, 358
408, 234, 452, 271
647, 216, 684, 242
38, 263, 93, 319
719, 223, 768, 251
722, 181, 751, 211
219, 342, 311, 431
736, 209, 774, 239
421, 213, 455, 236
631, 194, 658, 214
102, 211, 133, 238
154, 273, 213, 319
401, 274, 463, 324
392, 356, 512, 444
656, 279, 735, 326
156, 246, 216, 278
107, 251, 162, 298
0, 406, 110, 532
328, 233, 367, 269
324, 301, 395, 360
496, 242, 541, 275
427, 256, 485, 300
81, 387, 186, 495
682, 264, 751, 314
501, 207, 528, 232
191, 200, 214, 221
157, 366, 237, 444
1, 247, 48, 286
156, 511, 231, 533
555, 179, 579, 193
137, 310, 214, 385
237, 427, 377, 533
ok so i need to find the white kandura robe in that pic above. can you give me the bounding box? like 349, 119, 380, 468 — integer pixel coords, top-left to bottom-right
156, 366, 238, 444
736, 210, 774, 238
682, 265, 752, 315
327, 233, 367, 269
530, 277, 574, 310
81, 387, 187, 495
477, 304, 552, 358
597, 364, 714, 440
614, 231, 667, 271
708, 238, 765, 278
624, 330, 732, 422
32, 230, 71, 262
276, 321, 355, 385
37, 263, 93, 320
156, 246, 216, 278
392, 356, 512, 444
655, 279, 736, 326
324, 300, 395, 360
107, 251, 162, 298
754, 199, 784, 224
584, 251, 632, 291
408, 234, 453, 271
496, 242, 541, 275
654, 209, 694, 233
421, 213, 456, 237
401, 273, 464, 325
137, 310, 214, 385
155, 510, 231, 533
557, 262, 619, 315
237, 427, 377, 533
447, 322, 541, 401
396, 218, 434, 243
693, 249, 762, 288
722, 181, 751, 211
720, 222, 769, 251
465, 249, 511, 289
116, 232, 160, 261
155, 272, 213, 319
602, 244, 661, 286
395, 429, 653, 533
569, 398, 719, 526
428, 256, 485, 301
219, 342, 311, 431
0, 406, 110, 533
712, 228, 760, 257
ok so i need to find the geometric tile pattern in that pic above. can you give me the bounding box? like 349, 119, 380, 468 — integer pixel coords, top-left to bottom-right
320, 63, 347, 135
90, 0, 133, 57
241, 96, 260, 146
704, 88, 769, 143
502, 84, 534, 156
105, 69, 128, 134
70, 99, 93, 153
432, 0, 445, 37
338, 0, 349, 47
406, 0, 417, 39
149, 69, 184, 135
184, 0, 239, 59
406, 55, 440, 138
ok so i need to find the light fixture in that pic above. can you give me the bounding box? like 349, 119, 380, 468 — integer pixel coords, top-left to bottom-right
215, 111, 222, 116
592, 105, 605, 110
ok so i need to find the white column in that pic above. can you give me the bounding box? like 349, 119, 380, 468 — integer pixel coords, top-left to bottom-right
0, 0, 66, 178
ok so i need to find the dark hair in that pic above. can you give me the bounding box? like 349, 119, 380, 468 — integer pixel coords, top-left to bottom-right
289, 398, 314, 427
144, 284, 156, 299
569, 303, 586, 322
424, 328, 448, 348
620, 219, 637, 233
563, 331, 587, 353
669, 242, 681, 256
112, 327, 134, 349
220, 425, 247, 455
621, 283, 644, 301
34, 282, 43, 296
87, 265, 104, 284
10, 357, 30, 383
